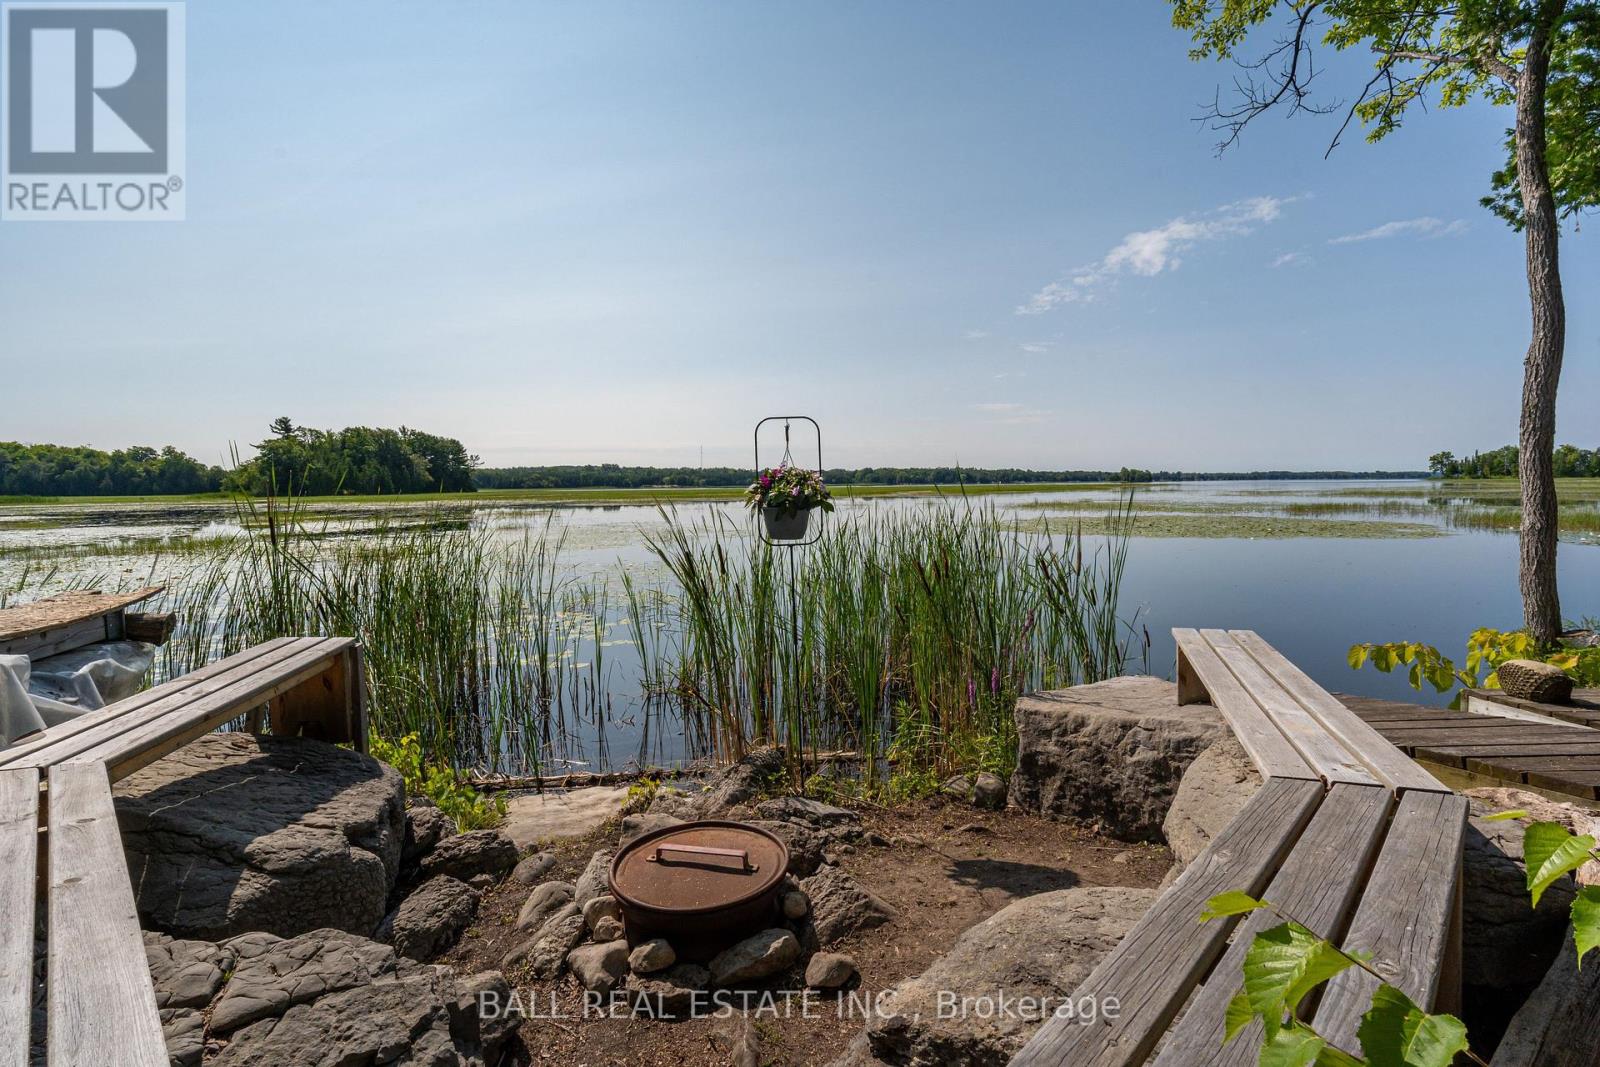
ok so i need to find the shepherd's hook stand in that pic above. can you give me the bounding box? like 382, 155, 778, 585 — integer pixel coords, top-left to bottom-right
753, 416, 823, 792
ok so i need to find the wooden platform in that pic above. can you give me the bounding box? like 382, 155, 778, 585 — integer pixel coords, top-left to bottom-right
1463, 687, 1600, 730
0, 588, 163, 659
1341, 692, 1600, 800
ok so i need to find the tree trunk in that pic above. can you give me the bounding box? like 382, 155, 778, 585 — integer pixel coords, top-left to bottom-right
1515, 5, 1567, 643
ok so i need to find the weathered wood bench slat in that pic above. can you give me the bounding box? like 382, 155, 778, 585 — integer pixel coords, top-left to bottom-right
1412, 742, 1600, 769
64, 637, 357, 781
0, 637, 302, 770
1310, 790, 1468, 1050
11, 637, 344, 775
1229, 631, 1448, 794
45, 763, 167, 1067
0, 769, 38, 1067
1150, 783, 1394, 1067
1009, 777, 1326, 1067
1198, 629, 1379, 787
1172, 629, 1317, 781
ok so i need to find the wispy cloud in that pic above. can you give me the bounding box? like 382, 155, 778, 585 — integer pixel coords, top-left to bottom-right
1270, 251, 1309, 269
1328, 217, 1468, 244
963, 329, 989, 340
973, 401, 1051, 425
1019, 341, 1051, 354
1017, 196, 1293, 315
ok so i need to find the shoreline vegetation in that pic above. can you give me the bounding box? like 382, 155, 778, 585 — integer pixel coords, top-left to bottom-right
138, 495, 1144, 785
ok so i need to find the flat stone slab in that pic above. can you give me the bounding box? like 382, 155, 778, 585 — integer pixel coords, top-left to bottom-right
502, 784, 632, 849
1010, 676, 1225, 841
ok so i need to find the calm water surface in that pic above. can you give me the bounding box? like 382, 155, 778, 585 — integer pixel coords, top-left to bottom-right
4, 480, 1597, 771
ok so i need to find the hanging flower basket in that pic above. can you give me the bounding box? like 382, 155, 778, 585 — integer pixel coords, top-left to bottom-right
746, 464, 833, 542
761, 506, 811, 541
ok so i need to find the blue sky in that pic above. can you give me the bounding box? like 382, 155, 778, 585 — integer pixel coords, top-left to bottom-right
1, 1, 1594, 471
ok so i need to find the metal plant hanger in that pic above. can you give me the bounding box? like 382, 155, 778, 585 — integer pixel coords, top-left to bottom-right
752, 415, 823, 786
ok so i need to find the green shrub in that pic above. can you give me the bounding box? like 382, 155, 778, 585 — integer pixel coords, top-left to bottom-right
370, 732, 506, 831
1350, 627, 1600, 706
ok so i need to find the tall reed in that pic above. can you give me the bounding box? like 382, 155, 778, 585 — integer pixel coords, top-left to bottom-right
644, 497, 1141, 779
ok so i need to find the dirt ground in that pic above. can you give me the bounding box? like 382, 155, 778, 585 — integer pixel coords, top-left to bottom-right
441, 797, 1171, 1067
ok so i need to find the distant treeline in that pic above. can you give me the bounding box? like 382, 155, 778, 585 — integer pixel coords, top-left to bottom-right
1, 433, 1445, 499
229, 418, 479, 495
0, 441, 225, 496
0, 418, 479, 497
476, 464, 1430, 489
1430, 445, 1600, 478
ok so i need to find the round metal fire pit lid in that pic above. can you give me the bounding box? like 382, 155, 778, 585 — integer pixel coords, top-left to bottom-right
610, 820, 788, 915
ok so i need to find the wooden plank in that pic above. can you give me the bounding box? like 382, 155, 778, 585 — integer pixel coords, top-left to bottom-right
1151, 783, 1393, 1067
68, 639, 355, 782
1172, 629, 1316, 781
0, 588, 162, 658
1372, 717, 1581, 734
0, 769, 38, 1067
123, 612, 177, 645
1200, 630, 1377, 787
1230, 632, 1447, 794
0, 637, 300, 770
46, 762, 167, 1067
1378, 726, 1591, 749
269, 647, 357, 744
1524, 769, 1600, 800
1312, 791, 1468, 1051
1414, 741, 1600, 760
1010, 777, 1326, 1067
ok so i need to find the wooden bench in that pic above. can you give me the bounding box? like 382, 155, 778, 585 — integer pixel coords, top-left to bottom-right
1011, 629, 1467, 1067
0, 636, 367, 1066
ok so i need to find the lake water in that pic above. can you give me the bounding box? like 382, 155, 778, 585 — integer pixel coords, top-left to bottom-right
4, 480, 1597, 773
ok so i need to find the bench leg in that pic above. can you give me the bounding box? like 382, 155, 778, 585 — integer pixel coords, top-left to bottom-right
1177, 645, 1209, 705
267, 645, 369, 751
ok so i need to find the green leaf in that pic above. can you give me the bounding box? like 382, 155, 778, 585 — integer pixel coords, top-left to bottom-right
1258, 1026, 1327, 1067
1223, 989, 1254, 1044
1573, 885, 1600, 967
1357, 984, 1470, 1067
1348, 645, 1369, 671
1241, 923, 1360, 1036
1484, 809, 1530, 822
1524, 822, 1597, 908
1202, 891, 1269, 922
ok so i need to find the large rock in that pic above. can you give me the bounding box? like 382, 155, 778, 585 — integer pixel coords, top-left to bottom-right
503, 902, 587, 979
688, 746, 786, 817
630, 963, 711, 1017
209, 928, 398, 1035
378, 875, 480, 962
401, 802, 456, 867
709, 928, 800, 986
1463, 788, 1595, 992
515, 880, 575, 931
208, 965, 514, 1067
567, 940, 630, 994
114, 733, 405, 940
1010, 677, 1226, 841
1492, 926, 1600, 1066
144, 933, 235, 1011
866, 887, 1157, 1066
754, 796, 859, 827
1162, 735, 1261, 875
747, 818, 826, 876
619, 812, 685, 847
574, 848, 615, 904
418, 828, 518, 882
801, 866, 897, 946
502, 784, 632, 850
